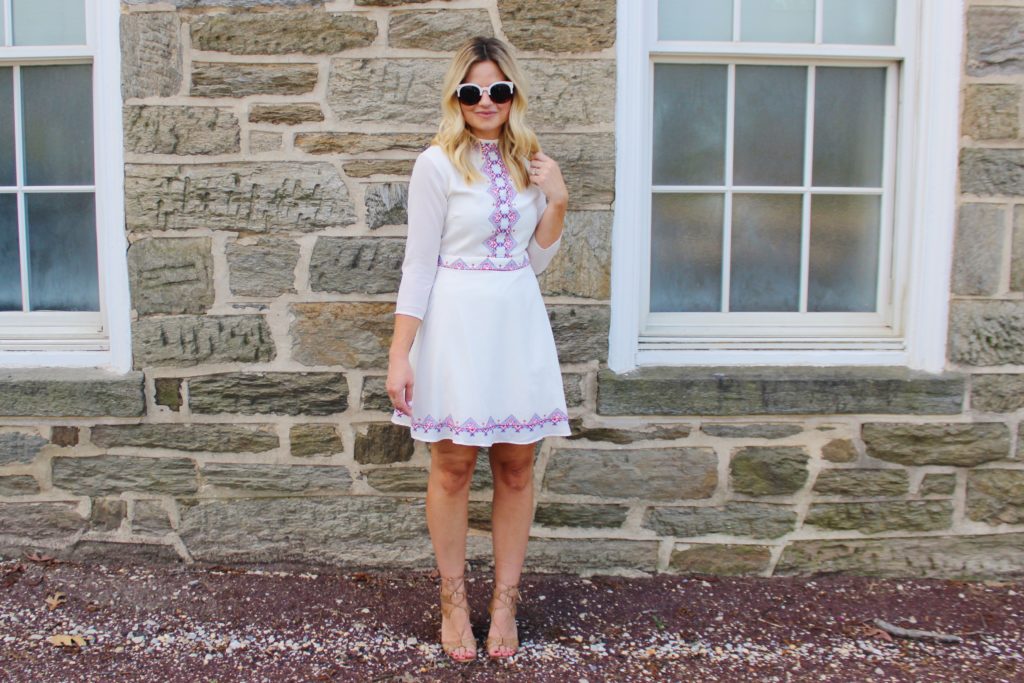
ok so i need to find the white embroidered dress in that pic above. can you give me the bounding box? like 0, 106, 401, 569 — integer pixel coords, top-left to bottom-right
391, 139, 571, 446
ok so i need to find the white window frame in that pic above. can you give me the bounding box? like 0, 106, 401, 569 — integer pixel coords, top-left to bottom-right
609, 0, 962, 372
0, 0, 129, 371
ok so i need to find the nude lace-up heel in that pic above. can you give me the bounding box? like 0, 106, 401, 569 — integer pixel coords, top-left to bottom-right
485, 582, 521, 658
439, 575, 477, 661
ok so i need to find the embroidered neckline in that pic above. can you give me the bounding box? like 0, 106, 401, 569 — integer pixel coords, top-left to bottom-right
479, 143, 519, 258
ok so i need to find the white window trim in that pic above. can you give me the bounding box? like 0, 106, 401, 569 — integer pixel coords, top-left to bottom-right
609, 0, 962, 372
0, 0, 130, 371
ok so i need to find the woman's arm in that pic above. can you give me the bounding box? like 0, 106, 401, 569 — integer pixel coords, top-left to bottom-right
527, 150, 568, 274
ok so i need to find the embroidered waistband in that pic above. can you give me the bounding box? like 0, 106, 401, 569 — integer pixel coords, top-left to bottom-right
437, 254, 530, 271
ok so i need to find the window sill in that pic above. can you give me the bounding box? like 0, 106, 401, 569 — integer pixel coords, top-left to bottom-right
597, 365, 965, 416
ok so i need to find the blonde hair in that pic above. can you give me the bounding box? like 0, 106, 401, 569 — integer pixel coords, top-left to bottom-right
432, 36, 540, 192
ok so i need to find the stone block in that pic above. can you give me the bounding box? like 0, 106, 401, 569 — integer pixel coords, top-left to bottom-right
967, 469, 1024, 525
960, 148, 1024, 197
50, 427, 79, 447
971, 374, 1024, 413
523, 538, 659, 572
1013, 207, 1024, 291
365, 183, 408, 229
537, 211, 611, 299
343, 159, 415, 178
775, 533, 1024, 578
543, 448, 717, 500
178, 496, 432, 566
327, 59, 446, 124
90, 498, 126, 532
52, 455, 198, 497
821, 438, 858, 463
126, 0, 324, 4
191, 11, 376, 55
597, 366, 965, 416
360, 376, 391, 412
289, 302, 393, 369
295, 132, 430, 155
67, 541, 181, 565
949, 300, 1024, 366
862, 422, 1010, 466
124, 105, 240, 155
133, 500, 174, 535
126, 162, 355, 233
533, 502, 628, 528
0, 476, 40, 495
548, 304, 610, 363
154, 378, 183, 411
498, 0, 615, 52
0, 369, 145, 417
290, 424, 344, 457
566, 420, 690, 444
669, 544, 771, 576
919, 473, 956, 497
91, 423, 279, 453
966, 7, 1024, 76
730, 447, 809, 496
248, 104, 324, 125
128, 237, 214, 316
563, 373, 585, 408
467, 500, 492, 531
365, 467, 427, 493
701, 423, 803, 439
354, 423, 415, 464
812, 469, 909, 497
250, 131, 283, 153
191, 62, 319, 98
523, 60, 615, 128
952, 203, 1005, 296
0, 431, 48, 465
121, 12, 182, 99
132, 315, 275, 368
805, 501, 952, 534
201, 464, 352, 493
643, 502, 796, 539
540, 133, 615, 205
0, 502, 85, 540
308, 238, 405, 294
188, 372, 348, 416
388, 10, 492, 50
226, 238, 299, 297
963, 84, 1020, 140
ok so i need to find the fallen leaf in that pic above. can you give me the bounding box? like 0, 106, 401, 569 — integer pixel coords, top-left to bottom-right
45, 592, 67, 610
46, 634, 87, 647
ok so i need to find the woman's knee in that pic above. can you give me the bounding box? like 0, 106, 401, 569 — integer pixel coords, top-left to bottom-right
430, 441, 477, 494
490, 444, 536, 491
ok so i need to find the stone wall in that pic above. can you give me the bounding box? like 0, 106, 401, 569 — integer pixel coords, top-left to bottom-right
1, 1, 1023, 579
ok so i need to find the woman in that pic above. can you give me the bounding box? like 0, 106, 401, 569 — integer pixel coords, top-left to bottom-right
386, 36, 571, 661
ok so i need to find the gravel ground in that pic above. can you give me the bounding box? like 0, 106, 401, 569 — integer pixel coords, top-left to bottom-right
1, 554, 1022, 682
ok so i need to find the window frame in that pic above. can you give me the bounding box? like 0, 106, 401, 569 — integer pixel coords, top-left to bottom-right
609, 0, 961, 372
0, 0, 129, 370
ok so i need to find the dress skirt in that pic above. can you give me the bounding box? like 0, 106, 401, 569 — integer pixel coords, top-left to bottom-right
391, 261, 571, 447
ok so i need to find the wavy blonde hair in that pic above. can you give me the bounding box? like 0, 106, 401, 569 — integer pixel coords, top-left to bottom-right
432, 36, 540, 192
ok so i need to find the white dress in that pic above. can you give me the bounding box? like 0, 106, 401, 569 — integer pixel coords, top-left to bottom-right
390, 139, 571, 447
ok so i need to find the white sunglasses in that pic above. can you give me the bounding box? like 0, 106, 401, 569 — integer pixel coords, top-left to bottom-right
454, 81, 515, 105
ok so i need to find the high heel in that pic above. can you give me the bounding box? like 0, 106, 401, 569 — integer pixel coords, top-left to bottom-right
485, 582, 521, 658
439, 575, 477, 661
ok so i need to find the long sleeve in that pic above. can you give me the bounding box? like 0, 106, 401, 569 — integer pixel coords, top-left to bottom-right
527, 189, 562, 275
394, 150, 447, 320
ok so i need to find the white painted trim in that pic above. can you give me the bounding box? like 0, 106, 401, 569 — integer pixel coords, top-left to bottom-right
0, 0, 128, 371
609, 0, 960, 371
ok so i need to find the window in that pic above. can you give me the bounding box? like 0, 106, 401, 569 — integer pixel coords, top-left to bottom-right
0, 0, 128, 368
610, 0, 960, 370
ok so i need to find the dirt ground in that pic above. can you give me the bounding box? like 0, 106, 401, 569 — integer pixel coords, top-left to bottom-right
1, 554, 1022, 683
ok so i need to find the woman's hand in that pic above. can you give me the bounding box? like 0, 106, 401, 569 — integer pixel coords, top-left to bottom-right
386, 354, 415, 416
529, 151, 569, 207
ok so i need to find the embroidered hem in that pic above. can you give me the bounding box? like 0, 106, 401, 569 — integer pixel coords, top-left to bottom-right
437, 254, 530, 271
393, 408, 570, 441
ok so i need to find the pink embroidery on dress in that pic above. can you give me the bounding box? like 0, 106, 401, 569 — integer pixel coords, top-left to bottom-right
437, 254, 530, 271
398, 408, 570, 437
479, 143, 520, 258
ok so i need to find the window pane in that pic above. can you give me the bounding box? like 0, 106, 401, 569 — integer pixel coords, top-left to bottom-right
22, 64, 94, 186
0, 194, 20, 310
808, 194, 880, 312
651, 193, 723, 312
658, 0, 733, 41
823, 0, 895, 45
13, 0, 86, 46
26, 193, 99, 311
653, 64, 727, 186
741, 0, 815, 43
0, 68, 14, 186
730, 194, 802, 311
734, 65, 806, 186
813, 67, 885, 187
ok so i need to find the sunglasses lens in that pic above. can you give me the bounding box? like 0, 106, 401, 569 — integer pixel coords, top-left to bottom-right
489, 83, 513, 103
456, 86, 482, 105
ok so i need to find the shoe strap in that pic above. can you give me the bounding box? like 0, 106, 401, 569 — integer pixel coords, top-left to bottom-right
489, 582, 521, 617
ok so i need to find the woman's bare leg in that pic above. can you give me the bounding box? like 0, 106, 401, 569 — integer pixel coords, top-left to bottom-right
427, 439, 479, 659
486, 440, 538, 656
